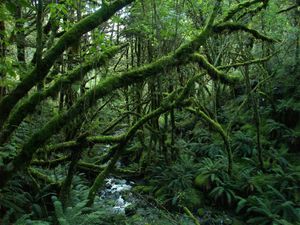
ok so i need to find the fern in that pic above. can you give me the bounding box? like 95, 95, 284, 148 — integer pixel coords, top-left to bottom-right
209, 183, 237, 205
0, 178, 31, 218
232, 130, 254, 157
52, 195, 126, 225
277, 98, 300, 113
148, 154, 200, 206
14, 215, 51, 225
236, 186, 300, 224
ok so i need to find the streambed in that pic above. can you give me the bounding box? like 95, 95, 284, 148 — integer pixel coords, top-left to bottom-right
95, 177, 237, 225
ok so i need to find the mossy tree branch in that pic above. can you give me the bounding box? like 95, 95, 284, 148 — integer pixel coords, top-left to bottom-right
277, 4, 298, 14
86, 97, 191, 207
59, 134, 88, 208
183, 207, 201, 225
0, 44, 127, 145
217, 54, 274, 70
0, 0, 134, 128
221, 0, 266, 22
44, 135, 125, 153
28, 167, 61, 187
191, 53, 242, 84
31, 155, 71, 168
77, 161, 137, 177
0, 0, 224, 188
213, 22, 277, 43
237, 1, 269, 21
85, 66, 212, 206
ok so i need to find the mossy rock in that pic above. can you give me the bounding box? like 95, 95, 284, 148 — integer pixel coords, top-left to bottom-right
182, 188, 204, 209
194, 174, 211, 190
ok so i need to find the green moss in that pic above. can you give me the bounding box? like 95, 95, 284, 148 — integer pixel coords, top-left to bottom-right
197, 208, 205, 216
218, 55, 272, 70
133, 185, 154, 193
213, 22, 277, 43
182, 188, 204, 209
221, 0, 263, 22
0, 45, 126, 145
191, 53, 241, 85
0, 3, 217, 188
0, 0, 134, 128
194, 174, 211, 190
31, 156, 71, 167
28, 167, 60, 185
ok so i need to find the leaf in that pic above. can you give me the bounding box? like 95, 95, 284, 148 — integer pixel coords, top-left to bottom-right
275, 219, 295, 225
0, 4, 12, 20
247, 216, 270, 225
18, 0, 31, 7
236, 198, 247, 213
226, 191, 232, 205
32, 203, 43, 218
5, 2, 17, 14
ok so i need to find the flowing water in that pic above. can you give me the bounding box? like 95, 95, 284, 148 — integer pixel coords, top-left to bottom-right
99, 177, 134, 214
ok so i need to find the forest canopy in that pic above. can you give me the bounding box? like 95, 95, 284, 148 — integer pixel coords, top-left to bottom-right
0, 0, 299, 224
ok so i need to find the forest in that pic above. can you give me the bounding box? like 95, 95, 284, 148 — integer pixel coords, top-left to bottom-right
0, 0, 299, 224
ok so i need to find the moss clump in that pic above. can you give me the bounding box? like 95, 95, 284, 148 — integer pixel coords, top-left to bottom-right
194, 174, 211, 190
181, 188, 204, 209
197, 208, 205, 216
133, 185, 155, 194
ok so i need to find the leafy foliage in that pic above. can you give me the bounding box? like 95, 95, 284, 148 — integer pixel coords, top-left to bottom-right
0, 0, 300, 224
148, 154, 200, 206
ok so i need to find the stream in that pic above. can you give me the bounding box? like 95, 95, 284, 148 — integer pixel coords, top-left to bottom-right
100, 177, 134, 214
94, 176, 240, 225
89, 144, 234, 224
93, 176, 198, 225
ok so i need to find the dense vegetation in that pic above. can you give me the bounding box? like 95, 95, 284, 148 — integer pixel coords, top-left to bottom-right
0, 0, 299, 224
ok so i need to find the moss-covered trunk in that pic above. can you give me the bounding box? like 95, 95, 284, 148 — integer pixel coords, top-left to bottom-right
0, 20, 6, 100
244, 64, 264, 170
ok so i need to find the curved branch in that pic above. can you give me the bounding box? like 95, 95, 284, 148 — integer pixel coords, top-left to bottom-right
217, 54, 273, 70
237, 1, 269, 21
86, 98, 191, 207
222, 0, 266, 22
213, 22, 278, 43
277, 5, 298, 14
44, 134, 124, 153
0, 1, 221, 188
191, 53, 242, 84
